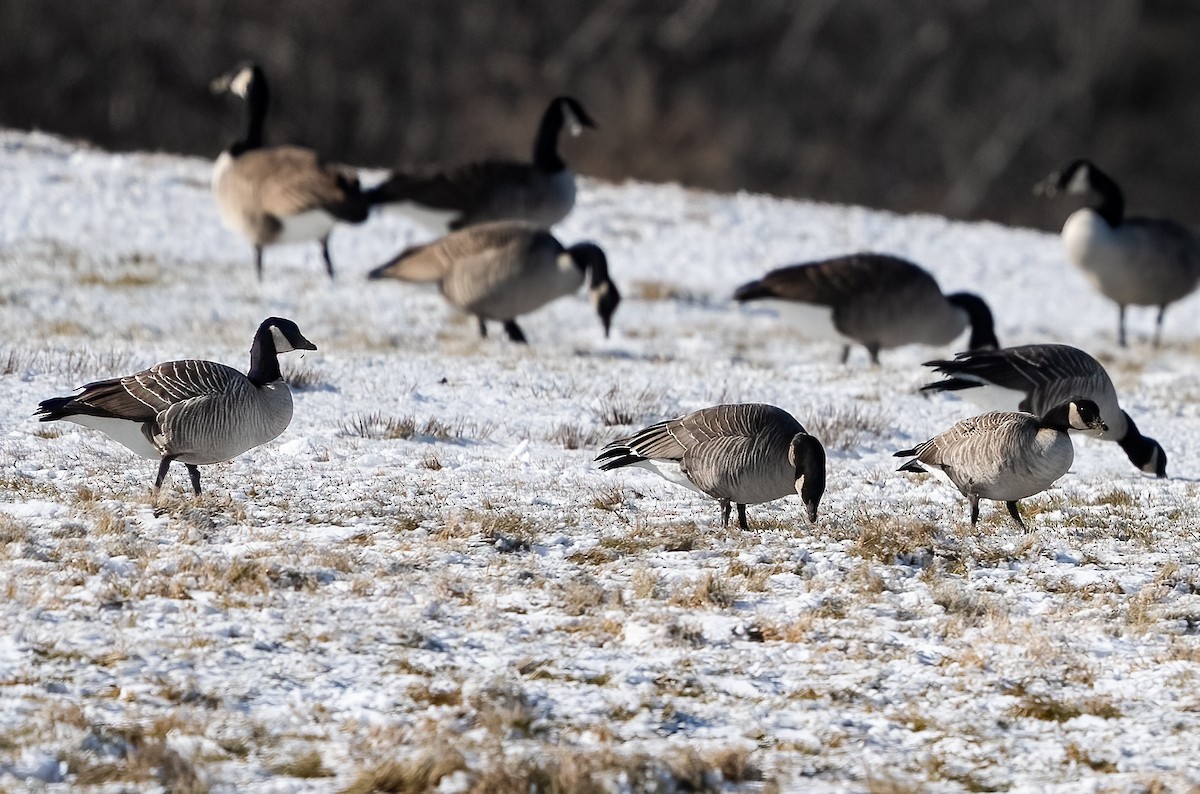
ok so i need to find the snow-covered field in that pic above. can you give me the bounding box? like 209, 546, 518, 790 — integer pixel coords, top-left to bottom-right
2, 128, 1199, 792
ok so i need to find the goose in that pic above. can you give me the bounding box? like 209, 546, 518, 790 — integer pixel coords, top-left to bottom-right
211, 62, 376, 280
921, 344, 1167, 478
733, 253, 999, 364
1035, 159, 1200, 347
34, 317, 316, 495
367, 221, 619, 343
894, 399, 1107, 528
595, 403, 826, 529
366, 96, 596, 232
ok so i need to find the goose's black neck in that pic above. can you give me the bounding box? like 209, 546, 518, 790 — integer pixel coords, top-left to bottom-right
247, 325, 282, 386
1038, 402, 1074, 431
1081, 163, 1125, 227
947, 293, 999, 350
532, 100, 567, 173
232, 74, 268, 156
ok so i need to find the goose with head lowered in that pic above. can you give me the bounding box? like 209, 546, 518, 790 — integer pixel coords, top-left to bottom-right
368, 221, 619, 344
1036, 159, 1200, 347
894, 399, 1107, 528
595, 403, 827, 530
733, 253, 999, 364
35, 317, 316, 495
365, 96, 596, 233
211, 62, 380, 279
921, 343, 1167, 478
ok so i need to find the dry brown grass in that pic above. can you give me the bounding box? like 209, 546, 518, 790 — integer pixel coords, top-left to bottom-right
807, 402, 889, 452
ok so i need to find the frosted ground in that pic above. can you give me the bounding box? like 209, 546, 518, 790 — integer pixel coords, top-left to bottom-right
1, 128, 1199, 792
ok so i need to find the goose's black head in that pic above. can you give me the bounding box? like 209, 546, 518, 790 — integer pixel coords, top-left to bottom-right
791, 433, 827, 524
553, 96, 597, 136
1118, 412, 1168, 478
534, 97, 596, 171
569, 242, 620, 338
1042, 398, 1107, 434
263, 317, 318, 353
211, 62, 265, 102
1034, 159, 1124, 226
248, 317, 316, 386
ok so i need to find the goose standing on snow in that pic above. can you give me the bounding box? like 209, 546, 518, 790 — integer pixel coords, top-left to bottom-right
368, 221, 619, 343
211, 62, 376, 279
894, 399, 1107, 528
367, 96, 596, 232
35, 317, 316, 495
733, 253, 999, 364
1036, 159, 1200, 347
921, 344, 1167, 477
595, 404, 826, 529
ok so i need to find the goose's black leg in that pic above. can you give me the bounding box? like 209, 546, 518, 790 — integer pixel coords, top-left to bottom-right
186, 464, 202, 495
1154, 305, 1167, 348
321, 237, 335, 279
503, 319, 528, 344
969, 495, 980, 526
254, 246, 264, 281
1006, 500, 1026, 529
719, 498, 732, 528
867, 344, 881, 366
736, 503, 748, 530
477, 317, 488, 338
840, 345, 851, 364
1118, 304, 1127, 348
155, 457, 174, 490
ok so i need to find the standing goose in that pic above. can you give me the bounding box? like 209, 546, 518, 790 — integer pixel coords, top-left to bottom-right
366, 96, 596, 232
34, 317, 316, 495
733, 253, 999, 364
367, 221, 619, 343
894, 399, 1107, 528
595, 403, 826, 529
921, 344, 1167, 477
211, 62, 376, 279
1035, 159, 1200, 347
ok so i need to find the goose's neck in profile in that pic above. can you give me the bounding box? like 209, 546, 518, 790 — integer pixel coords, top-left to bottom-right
532, 102, 567, 172
1087, 168, 1125, 227
231, 82, 268, 156
247, 331, 282, 386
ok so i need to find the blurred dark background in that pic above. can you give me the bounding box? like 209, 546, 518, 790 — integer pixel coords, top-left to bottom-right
4, 0, 1198, 229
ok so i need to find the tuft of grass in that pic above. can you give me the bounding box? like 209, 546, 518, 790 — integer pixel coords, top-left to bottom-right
592, 385, 670, 427
547, 422, 608, 450
343, 412, 493, 442
270, 749, 333, 779
280, 362, 327, 391
342, 751, 467, 794
851, 514, 939, 564
669, 571, 739, 609
806, 403, 889, 452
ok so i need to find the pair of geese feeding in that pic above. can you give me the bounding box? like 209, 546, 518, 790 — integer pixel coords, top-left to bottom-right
599, 341, 1162, 531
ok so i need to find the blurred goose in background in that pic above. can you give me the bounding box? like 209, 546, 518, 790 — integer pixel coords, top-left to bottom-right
366, 96, 596, 232
894, 399, 1107, 528
211, 62, 377, 279
595, 403, 826, 529
368, 221, 619, 343
1036, 159, 1200, 347
922, 344, 1166, 477
35, 317, 316, 495
733, 253, 999, 364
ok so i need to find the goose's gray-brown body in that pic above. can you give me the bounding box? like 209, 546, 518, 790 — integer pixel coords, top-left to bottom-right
367, 96, 595, 232
212, 63, 374, 279
733, 253, 998, 363
894, 399, 1107, 527
35, 317, 316, 494
1037, 159, 1200, 346
922, 344, 1166, 477
595, 403, 826, 529
368, 221, 619, 343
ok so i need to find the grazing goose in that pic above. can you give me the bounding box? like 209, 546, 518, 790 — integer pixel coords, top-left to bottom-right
1035, 159, 1200, 347
922, 344, 1167, 477
35, 317, 316, 495
367, 221, 619, 343
894, 399, 1107, 528
366, 96, 596, 232
595, 403, 826, 529
211, 62, 375, 279
733, 253, 999, 364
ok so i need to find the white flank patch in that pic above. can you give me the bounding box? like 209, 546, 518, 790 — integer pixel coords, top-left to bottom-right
275, 209, 338, 244
631, 459, 707, 496
764, 300, 844, 342
66, 415, 160, 459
